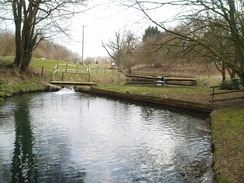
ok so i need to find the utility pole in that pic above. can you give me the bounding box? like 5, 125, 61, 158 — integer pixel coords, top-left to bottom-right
81, 25, 85, 65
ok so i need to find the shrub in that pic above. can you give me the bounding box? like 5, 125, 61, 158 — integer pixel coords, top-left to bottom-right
153, 63, 161, 68
220, 80, 233, 90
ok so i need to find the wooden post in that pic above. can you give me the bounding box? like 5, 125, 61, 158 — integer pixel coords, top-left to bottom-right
243, 89, 244, 101
76, 65, 78, 73
41, 66, 44, 77
62, 73, 65, 81
88, 74, 90, 82
211, 87, 215, 103
65, 64, 68, 72
87, 67, 90, 73
52, 69, 54, 80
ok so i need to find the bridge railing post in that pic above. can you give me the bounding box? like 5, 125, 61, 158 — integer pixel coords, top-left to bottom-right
62, 73, 65, 81
87, 67, 90, 73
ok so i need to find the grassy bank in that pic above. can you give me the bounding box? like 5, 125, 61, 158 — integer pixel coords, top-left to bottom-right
0, 57, 126, 99
98, 85, 211, 104
0, 60, 46, 99
211, 104, 244, 183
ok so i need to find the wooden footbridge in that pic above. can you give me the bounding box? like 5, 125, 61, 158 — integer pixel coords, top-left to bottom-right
51, 64, 96, 86
50, 81, 96, 86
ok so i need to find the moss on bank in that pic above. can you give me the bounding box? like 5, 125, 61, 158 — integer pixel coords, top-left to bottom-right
211, 104, 244, 183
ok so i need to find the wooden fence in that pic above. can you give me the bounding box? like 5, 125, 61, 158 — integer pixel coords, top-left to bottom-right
52, 64, 90, 81
210, 84, 244, 103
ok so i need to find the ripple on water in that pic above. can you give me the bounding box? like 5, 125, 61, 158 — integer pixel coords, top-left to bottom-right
0, 92, 213, 182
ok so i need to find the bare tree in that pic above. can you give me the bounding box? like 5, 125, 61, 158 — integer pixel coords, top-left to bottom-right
121, 0, 244, 82
102, 30, 138, 73
0, 0, 86, 73
102, 31, 124, 67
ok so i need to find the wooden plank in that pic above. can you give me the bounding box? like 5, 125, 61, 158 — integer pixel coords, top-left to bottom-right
50, 81, 96, 86
210, 82, 243, 88
125, 75, 155, 80
164, 78, 197, 82
210, 89, 244, 96
126, 75, 197, 82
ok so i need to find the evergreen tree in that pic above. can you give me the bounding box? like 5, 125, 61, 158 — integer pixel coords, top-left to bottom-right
143, 26, 161, 41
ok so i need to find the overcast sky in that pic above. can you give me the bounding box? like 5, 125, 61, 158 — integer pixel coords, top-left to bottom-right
61, 0, 179, 58
0, 0, 184, 59
60, 0, 147, 58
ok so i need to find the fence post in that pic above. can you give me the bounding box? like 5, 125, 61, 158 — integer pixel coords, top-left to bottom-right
87, 67, 90, 73
88, 74, 90, 82
65, 64, 68, 72
62, 73, 65, 81
243, 89, 244, 101
211, 87, 215, 103
41, 66, 45, 77
52, 68, 54, 80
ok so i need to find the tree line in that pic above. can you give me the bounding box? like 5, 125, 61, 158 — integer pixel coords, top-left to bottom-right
104, 0, 244, 82
0, 31, 80, 63
0, 0, 243, 83
0, 0, 85, 72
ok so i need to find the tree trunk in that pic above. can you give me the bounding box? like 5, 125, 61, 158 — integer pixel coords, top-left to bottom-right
11, 0, 39, 73
227, 67, 236, 79
21, 52, 32, 72
222, 63, 226, 81
12, 0, 22, 69
227, 0, 244, 84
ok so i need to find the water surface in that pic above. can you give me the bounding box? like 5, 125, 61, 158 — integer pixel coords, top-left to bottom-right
0, 90, 212, 182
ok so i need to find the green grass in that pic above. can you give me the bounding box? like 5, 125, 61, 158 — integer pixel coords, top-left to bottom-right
0, 57, 14, 62
30, 58, 69, 68
211, 104, 244, 183
0, 57, 68, 97
30, 58, 127, 84
0, 57, 127, 98
218, 176, 232, 183
98, 85, 211, 104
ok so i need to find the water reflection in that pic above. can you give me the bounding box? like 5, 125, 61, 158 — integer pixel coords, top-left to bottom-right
11, 97, 37, 182
1, 95, 87, 183
0, 92, 212, 183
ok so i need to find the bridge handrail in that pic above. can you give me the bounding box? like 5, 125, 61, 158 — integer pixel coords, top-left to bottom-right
52, 64, 91, 81
52, 64, 89, 74
52, 64, 118, 77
